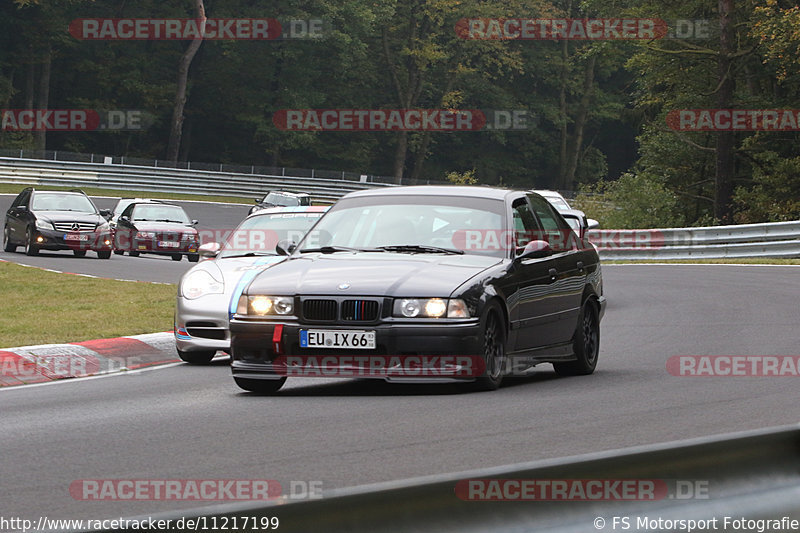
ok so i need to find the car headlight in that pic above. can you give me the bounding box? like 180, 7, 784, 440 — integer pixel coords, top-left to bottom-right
35, 219, 53, 230
180, 270, 224, 300
236, 295, 294, 316
393, 298, 470, 318
136, 231, 155, 239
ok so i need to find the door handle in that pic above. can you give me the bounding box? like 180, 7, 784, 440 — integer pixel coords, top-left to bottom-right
576, 261, 584, 271
548, 268, 558, 280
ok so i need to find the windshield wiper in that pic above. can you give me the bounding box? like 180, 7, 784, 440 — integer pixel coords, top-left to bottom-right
377, 244, 464, 255
300, 246, 380, 254
154, 219, 187, 223
222, 252, 277, 258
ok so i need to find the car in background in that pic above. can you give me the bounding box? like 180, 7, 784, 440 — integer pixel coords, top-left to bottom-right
113, 201, 200, 262
533, 189, 599, 230
229, 186, 605, 394
3, 188, 113, 258
108, 198, 165, 230
249, 191, 311, 215
175, 205, 329, 364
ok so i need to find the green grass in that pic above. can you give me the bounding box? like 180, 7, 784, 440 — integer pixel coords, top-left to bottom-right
0, 261, 176, 348
0, 182, 252, 205
604, 258, 800, 265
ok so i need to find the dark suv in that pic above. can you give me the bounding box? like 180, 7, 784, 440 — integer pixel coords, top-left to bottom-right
3, 188, 113, 259
249, 191, 311, 215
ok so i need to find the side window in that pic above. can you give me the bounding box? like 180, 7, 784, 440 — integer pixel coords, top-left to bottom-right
511, 198, 539, 252
14, 190, 31, 208
121, 204, 135, 219
527, 194, 577, 252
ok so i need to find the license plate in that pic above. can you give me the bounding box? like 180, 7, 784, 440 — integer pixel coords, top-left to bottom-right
64, 234, 89, 241
300, 330, 375, 349
158, 241, 180, 248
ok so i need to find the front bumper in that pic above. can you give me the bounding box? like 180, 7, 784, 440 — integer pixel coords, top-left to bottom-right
230, 319, 483, 382
130, 239, 198, 255
33, 229, 112, 251
175, 293, 231, 353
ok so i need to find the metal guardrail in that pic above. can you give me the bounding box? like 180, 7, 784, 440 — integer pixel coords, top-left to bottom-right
589, 221, 800, 260
1, 157, 797, 259
91, 424, 800, 532
0, 157, 394, 204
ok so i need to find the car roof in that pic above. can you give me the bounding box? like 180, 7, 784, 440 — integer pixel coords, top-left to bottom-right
266, 191, 310, 198
30, 189, 87, 196
531, 189, 567, 199
245, 205, 329, 219
128, 201, 181, 209
341, 185, 525, 201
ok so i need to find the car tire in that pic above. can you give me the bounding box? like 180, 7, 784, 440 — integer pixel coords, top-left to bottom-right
113, 249, 124, 255
554, 300, 599, 376
171, 254, 182, 261
187, 254, 199, 263
234, 377, 286, 394
73, 250, 87, 257
128, 251, 140, 257
469, 302, 507, 391
97, 250, 112, 259
24, 228, 39, 256
3, 226, 17, 252
178, 349, 216, 365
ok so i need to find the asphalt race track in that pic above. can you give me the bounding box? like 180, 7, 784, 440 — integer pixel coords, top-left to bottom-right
1, 257, 799, 522
0, 194, 251, 284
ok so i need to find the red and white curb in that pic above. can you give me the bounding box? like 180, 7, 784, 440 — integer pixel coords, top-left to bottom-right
0, 332, 179, 387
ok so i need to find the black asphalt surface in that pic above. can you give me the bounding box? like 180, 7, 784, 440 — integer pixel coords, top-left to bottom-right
0, 194, 252, 284
1, 264, 798, 524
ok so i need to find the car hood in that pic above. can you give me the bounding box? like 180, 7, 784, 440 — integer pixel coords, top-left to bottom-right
245, 252, 502, 297
34, 211, 104, 224
131, 221, 196, 232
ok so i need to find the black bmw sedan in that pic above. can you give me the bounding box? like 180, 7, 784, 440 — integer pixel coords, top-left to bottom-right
229, 186, 606, 393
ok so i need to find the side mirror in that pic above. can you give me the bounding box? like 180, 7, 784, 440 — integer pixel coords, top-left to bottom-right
276, 239, 296, 256
587, 218, 600, 230
561, 213, 586, 239
191, 220, 199, 226
119, 215, 130, 224
198, 242, 221, 259
99, 209, 112, 219
517, 239, 552, 260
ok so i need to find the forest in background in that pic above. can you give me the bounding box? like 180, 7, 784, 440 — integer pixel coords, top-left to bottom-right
1, 0, 799, 228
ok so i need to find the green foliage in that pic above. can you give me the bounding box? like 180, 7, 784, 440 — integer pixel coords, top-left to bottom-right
733, 153, 800, 223
445, 169, 477, 184
572, 172, 684, 229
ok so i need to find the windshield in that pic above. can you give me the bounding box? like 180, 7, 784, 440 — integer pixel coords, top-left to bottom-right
219, 211, 324, 258
265, 193, 300, 206
131, 204, 190, 223
30, 193, 97, 213
297, 196, 505, 257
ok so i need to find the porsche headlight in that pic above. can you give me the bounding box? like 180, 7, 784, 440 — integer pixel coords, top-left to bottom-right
97, 222, 111, 232
393, 298, 470, 318
35, 219, 53, 230
237, 295, 295, 316
180, 270, 224, 300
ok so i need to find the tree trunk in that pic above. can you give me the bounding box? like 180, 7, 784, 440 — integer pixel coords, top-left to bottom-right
34, 45, 51, 152
392, 131, 409, 184
166, 0, 206, 162
564, 55, 596, 191
558, 39, 569, 190
715, 0, 735, 223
